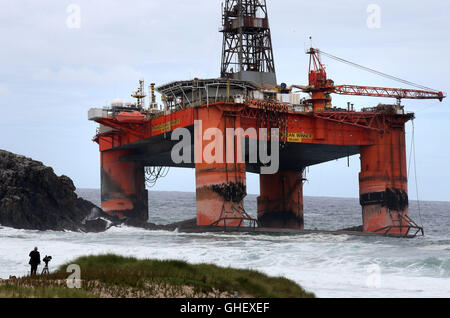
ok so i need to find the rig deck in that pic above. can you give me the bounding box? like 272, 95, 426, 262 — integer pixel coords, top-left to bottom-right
88, 0, 443, 238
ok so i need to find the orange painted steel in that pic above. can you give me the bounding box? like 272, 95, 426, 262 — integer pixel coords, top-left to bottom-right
258, 170, 304, 229
194, 105, 247, 226
100, 149, 148, 221
333, 85, 444, 101
306, 48, 444, 108
359, 117, 410, 235
93, 102, 417, 234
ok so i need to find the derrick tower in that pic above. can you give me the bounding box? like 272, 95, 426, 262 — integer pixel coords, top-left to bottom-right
220, 0, 277, 85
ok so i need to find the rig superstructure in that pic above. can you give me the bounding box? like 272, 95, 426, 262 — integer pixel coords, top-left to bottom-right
89, 0, 445, 237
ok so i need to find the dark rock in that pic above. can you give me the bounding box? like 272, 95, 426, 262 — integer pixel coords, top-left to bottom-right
340, 225, 363, 232
169, 218, 197, 230
84, 218, 111, 233
123, 218, 177, 231
0, 149, 202, 233
0, 149, 113, 232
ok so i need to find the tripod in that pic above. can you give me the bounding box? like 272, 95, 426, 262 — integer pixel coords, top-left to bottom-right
41, 256, 52, 275
41, 264, 49, 274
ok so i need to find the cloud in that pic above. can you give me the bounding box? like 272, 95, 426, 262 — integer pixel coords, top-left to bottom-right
32, 65, 143, 84
0, 0, 449, 199
0, 83, 12, 97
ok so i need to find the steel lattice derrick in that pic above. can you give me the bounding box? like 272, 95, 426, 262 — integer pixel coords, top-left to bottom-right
221, 0, 276, 79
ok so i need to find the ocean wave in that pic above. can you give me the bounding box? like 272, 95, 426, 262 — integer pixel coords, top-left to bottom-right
418, 245, 450, 251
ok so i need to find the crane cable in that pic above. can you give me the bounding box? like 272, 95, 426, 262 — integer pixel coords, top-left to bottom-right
407, 119, 424, 230
317, 49, 439, 92
145, 166, 170, 188
317, 48, 434, 230
413, 100, 442, 114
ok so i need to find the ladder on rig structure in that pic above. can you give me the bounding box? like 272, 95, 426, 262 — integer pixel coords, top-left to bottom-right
210, 203, 259, 230
372, 210, 424, 238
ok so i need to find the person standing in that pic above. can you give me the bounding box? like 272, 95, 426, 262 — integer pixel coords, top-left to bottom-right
28, 247, 40, 276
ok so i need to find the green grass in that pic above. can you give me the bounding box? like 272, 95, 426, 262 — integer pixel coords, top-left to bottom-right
0, 254, 315, 298
0, 283, 97, 298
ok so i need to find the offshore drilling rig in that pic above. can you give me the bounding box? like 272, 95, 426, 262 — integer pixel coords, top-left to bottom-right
88, 0, 445, 237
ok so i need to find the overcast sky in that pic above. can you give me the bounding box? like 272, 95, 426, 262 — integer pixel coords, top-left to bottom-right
1, 0, 449, 202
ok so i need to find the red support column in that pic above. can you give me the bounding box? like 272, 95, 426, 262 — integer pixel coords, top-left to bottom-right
359, 124, 409, 234
101, 149, 148, 222
196, 163, 247, 226
258, 170, 304, 229
195, 105, 247, 227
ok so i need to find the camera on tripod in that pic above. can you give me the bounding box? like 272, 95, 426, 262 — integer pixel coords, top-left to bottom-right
43, 255, 52, 266
42, 255, 52, 274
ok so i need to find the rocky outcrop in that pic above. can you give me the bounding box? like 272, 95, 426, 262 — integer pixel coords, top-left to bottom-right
0, 150, 199, 233
0, 150, 117, 232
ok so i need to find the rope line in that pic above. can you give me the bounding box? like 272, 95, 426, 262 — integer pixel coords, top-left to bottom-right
410, 120, 424, 230
318, 49, 439, 92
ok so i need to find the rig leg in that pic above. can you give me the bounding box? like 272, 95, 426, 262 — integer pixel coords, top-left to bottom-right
359, 127, 410, 235
195, 163, 247, 226
100, 149, 148, 222
257, 170, 304, 229
194, 106, 247, 227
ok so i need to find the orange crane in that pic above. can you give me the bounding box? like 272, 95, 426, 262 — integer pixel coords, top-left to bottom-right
304, 47, 445, 111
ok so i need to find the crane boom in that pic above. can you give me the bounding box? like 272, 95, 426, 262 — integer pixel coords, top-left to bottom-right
303, 46, 446, 111
332, 85, 444, 102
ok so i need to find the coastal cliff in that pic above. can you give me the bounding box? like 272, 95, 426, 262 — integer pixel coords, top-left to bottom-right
0, 150, 112, 232
0, 150, 195, 233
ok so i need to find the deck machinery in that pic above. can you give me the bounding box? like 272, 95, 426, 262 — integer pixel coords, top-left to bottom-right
89, 0, 445, 236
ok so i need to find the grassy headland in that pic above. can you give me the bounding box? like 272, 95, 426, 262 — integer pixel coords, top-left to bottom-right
0, 254, 314, 298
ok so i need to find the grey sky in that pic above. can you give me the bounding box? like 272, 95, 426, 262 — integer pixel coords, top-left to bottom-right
0, 0, 449, 201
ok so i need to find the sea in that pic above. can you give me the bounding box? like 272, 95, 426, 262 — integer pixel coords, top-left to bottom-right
1, 190, 449, 298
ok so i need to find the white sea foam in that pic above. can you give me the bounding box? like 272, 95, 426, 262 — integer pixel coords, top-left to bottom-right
1, 191, 448, 297
1, 224, 449, 298
418, 245, 450, 251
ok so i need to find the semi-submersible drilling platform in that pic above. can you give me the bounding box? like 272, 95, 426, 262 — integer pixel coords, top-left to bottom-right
89, 0, 445, 237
